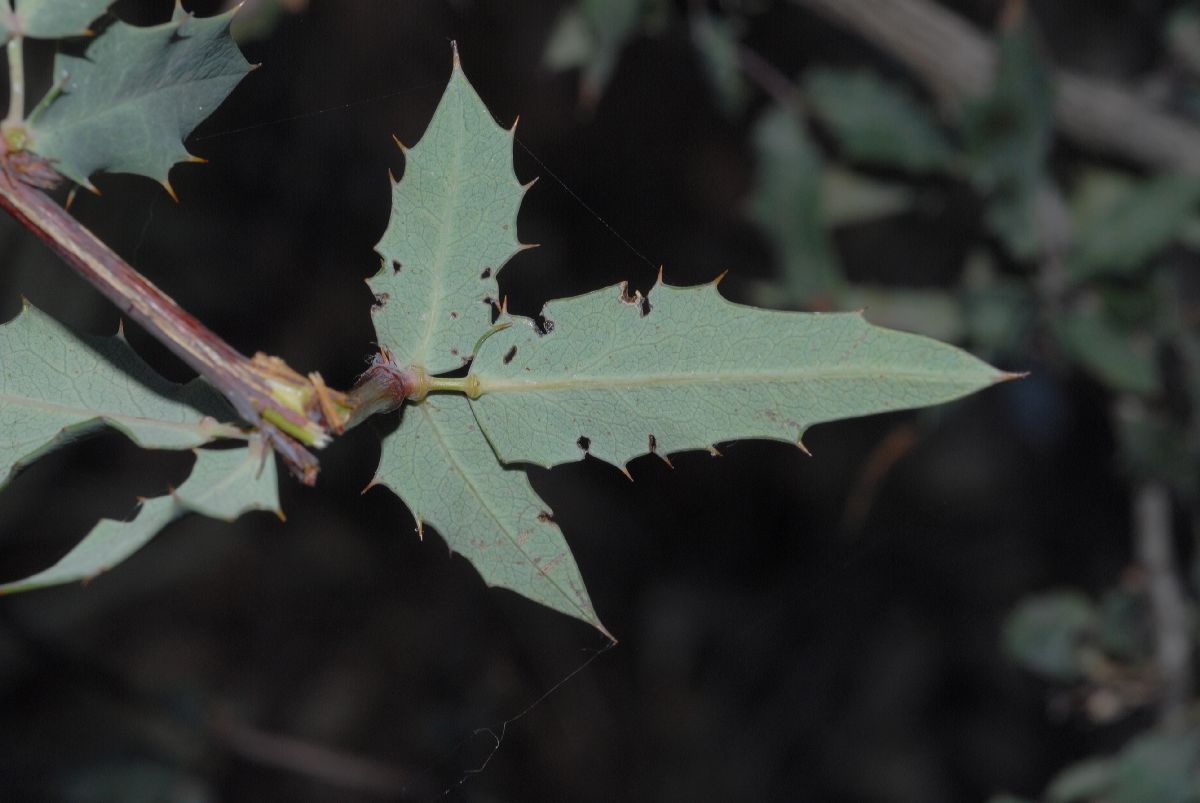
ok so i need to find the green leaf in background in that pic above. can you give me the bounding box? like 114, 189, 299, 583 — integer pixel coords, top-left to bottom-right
1053, 308, 1160, 396
748, 104, 842, 303
819, 166, 915, 228
12, 0, 111, 39
0, 441, 279, 593
803, 68, 957, 174
689, 11, 747, 118
543, 0, 668, 103
1047, 729, 1200, 803
0, 302, 240, 490
1070, 174, 1200, 280
28, 7, 251, 190
468, 279, 1009, 471
368, 51, 527, 376
370, 395, 608, 637
963, 11, 1055, 261
1003, 590, 1096, 681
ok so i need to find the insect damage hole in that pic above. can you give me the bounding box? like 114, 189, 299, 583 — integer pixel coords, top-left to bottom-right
371, 292, 390, 313
502, 345, 517, 365
577, 436, 590, 452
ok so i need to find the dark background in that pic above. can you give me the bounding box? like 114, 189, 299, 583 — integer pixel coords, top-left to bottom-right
0, 1, 1174, 801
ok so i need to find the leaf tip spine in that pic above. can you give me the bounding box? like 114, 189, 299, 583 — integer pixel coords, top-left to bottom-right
797, 439, 813, 457
161, 179, 180, 203
712, 269, 729, 286
449, 40, 461, 69
994, 370, 1030, 384
618, 464, 634, 482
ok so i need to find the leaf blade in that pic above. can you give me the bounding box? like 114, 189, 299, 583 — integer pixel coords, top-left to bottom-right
0, 443, 279, 593
469, 280, 1010, 470
14, 0, 111, 38
372, 395, 609, 636
28, 9, 251, 187
368, 53, 526, 375
0, 303, 239, 489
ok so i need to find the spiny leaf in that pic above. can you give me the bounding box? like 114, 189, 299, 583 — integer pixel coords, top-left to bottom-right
28, 7, 251, 189
0, 302, 240, 490
0, 442, 279, 593
368, 51, 528, 375
371, 395, 609, 637
468, 279, 1011, 471
803, 67, 957, 174
12, 0, 111, 39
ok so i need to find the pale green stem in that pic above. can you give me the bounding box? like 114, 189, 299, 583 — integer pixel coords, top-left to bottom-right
5, 35, 24, 126
426, 375, 481, 398
26, 70, 67, 126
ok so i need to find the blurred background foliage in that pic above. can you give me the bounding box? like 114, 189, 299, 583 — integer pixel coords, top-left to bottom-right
2, 0, 1200, 800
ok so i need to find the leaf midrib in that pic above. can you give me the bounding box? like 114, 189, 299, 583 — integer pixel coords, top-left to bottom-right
474, 365, 995, 394
420, 402, 590, 623
0, 391, 231, 436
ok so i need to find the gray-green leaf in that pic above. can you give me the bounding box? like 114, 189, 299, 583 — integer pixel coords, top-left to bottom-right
468, 280, 1010, 471
368, 51, 527, 375
0, 442, 279, 593
13, 0, 110, 39
371, 395, 608, 636
0, 303, 240, 490
29, 8, 251, 189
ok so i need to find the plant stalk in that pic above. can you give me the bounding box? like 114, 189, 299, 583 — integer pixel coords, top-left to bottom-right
0, 162, 335, 483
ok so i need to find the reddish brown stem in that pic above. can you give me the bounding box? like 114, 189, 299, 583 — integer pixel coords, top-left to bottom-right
0, 161, 327, 483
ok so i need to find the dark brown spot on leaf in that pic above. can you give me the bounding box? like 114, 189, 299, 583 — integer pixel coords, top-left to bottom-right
450, 311, 458, 319
537, 510, 555, 524
503, 345, 517, 364
371, 292, 389, 313
648, 434, 657, 452
392, 261, 402, 274
480, 266, 492, 279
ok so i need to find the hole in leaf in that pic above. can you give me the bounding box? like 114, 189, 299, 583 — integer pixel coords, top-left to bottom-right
371, 292, 389, 313
640, 296, 652, 317
534, 314, 555, 336
503, 346, 517, 365
577, 436, 590, 452
392, 261, 402, 274
480, 266, 492, 279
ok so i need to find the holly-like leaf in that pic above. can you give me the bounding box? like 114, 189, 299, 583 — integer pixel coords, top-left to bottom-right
468, 279, 1011, 471
368, 50, 528, 376
371, 395, 608, 636
28, 7, 251, 190
0, 442, 279, 593
0, 302, 240, 490
12, 0, 111, 39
